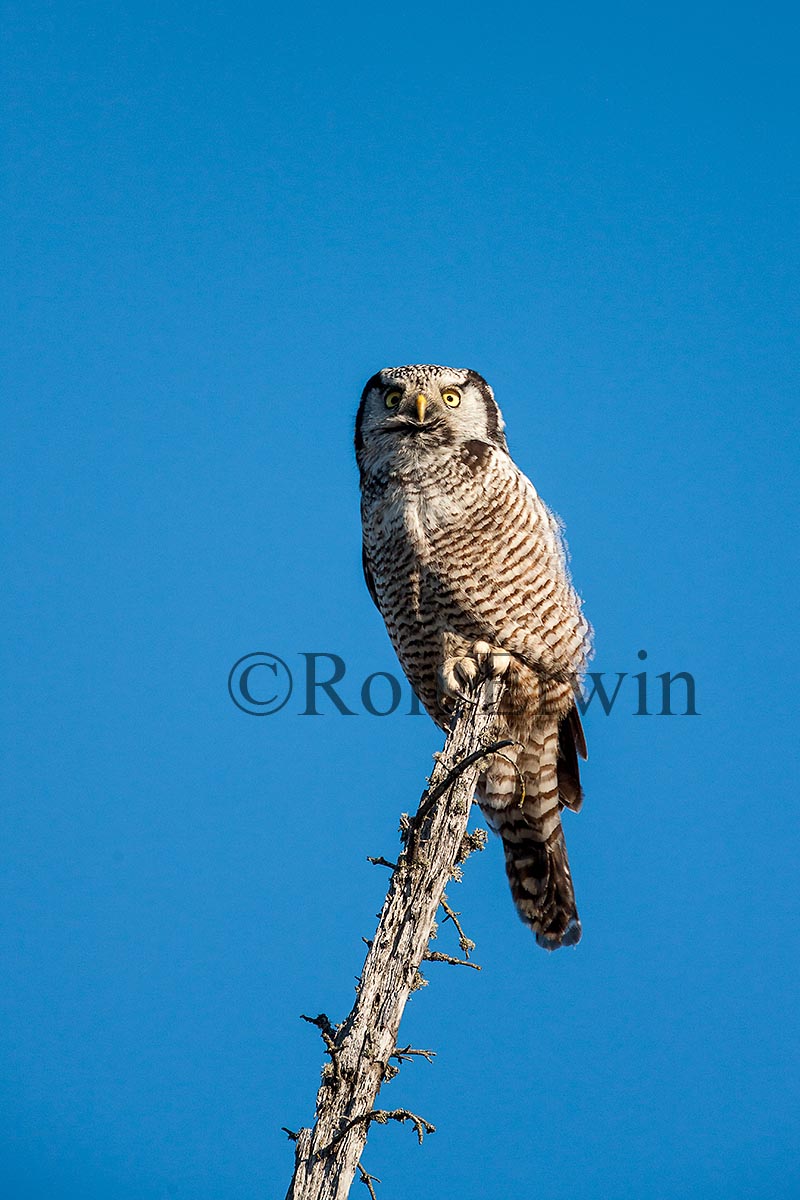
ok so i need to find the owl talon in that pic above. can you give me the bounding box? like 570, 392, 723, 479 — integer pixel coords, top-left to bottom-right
438, 641, 511, 705
471, 640, 512, 679
437, 659, 472, 706
455, 656, 479, 687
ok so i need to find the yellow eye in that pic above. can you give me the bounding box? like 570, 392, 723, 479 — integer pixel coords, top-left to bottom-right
384, 390, 401, 409
442, 389, 461, 408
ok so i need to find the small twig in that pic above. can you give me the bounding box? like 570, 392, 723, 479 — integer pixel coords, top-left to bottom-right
370, 1108, 436, 1144
391, 1044, 436, 1065
440, 894, 476, 956
423, 949, 482, 970
300, 1013, 336, 1039
357, 1163, 381, 1198
282, 1128, 299, 1141
320, 1107, 435, 1158
300, 1014, 341, 1079
367, 856, 397, 870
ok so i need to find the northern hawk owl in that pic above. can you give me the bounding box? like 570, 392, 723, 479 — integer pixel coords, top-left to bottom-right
356, 365, 591, 949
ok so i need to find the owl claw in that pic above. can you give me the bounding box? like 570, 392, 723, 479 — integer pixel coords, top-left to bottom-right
437, 659, 473, 708
438, 641, 511, 706
471, 640, 512, 679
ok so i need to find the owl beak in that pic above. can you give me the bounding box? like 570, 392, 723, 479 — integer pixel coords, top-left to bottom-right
415, 394, 428, 423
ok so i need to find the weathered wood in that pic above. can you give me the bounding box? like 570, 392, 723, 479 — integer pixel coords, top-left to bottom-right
285, 677, 508, 1200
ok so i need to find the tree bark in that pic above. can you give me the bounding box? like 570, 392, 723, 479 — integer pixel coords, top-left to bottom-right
285, 676, 508, 1200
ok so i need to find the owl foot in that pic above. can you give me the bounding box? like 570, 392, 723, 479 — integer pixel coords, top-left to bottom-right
438, 640, 512, 706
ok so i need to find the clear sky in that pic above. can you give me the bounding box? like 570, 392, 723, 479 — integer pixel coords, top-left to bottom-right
3, 3, 799, 1198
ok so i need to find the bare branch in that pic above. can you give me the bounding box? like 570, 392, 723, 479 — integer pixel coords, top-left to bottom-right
422, 949, 482, 970
300, 1013, 336, 1040
300, 1013, 342, 1080
390, 1045, 436, 1065
369, 1108, 436, 1144
357, 1163, 380, 1199
326, 1108, 436, 1153
284, 675, 503, 1200
366, 856, 397, 870
440, 895, 476, 957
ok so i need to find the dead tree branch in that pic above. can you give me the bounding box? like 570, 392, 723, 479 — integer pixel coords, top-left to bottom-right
390, 1045, 436, 1065
284, 675, 504, 1199
440, 895, 476, 957
356, 1163, 380, 1198
422, 949, 481, 970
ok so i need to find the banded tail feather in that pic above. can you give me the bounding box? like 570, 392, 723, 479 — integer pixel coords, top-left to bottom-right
478, 705, 586, 949
501, 824, 581, 950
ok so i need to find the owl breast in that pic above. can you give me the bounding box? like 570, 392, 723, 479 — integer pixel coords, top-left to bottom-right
362, 458, 489, 720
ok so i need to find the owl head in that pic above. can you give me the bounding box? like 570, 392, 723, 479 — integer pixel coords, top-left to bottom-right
355, 365, 508, 471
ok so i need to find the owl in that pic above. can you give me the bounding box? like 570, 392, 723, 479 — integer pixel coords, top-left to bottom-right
356, 365, 591, 949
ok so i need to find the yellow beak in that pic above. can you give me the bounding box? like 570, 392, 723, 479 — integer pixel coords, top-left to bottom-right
416, 394, 428, 423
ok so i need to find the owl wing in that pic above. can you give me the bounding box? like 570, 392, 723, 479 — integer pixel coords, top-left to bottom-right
428, 447, 590, 684
362, 542, 380, 610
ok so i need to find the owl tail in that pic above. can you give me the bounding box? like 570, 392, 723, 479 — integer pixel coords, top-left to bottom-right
501, 825, 581, 950
478, 710, 584, 950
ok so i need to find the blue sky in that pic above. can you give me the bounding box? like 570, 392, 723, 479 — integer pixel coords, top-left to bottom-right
3, 3, 799, 1197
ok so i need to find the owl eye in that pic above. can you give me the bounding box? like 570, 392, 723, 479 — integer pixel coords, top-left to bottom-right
442, 389, 461, 408
384, 390, 402, 409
